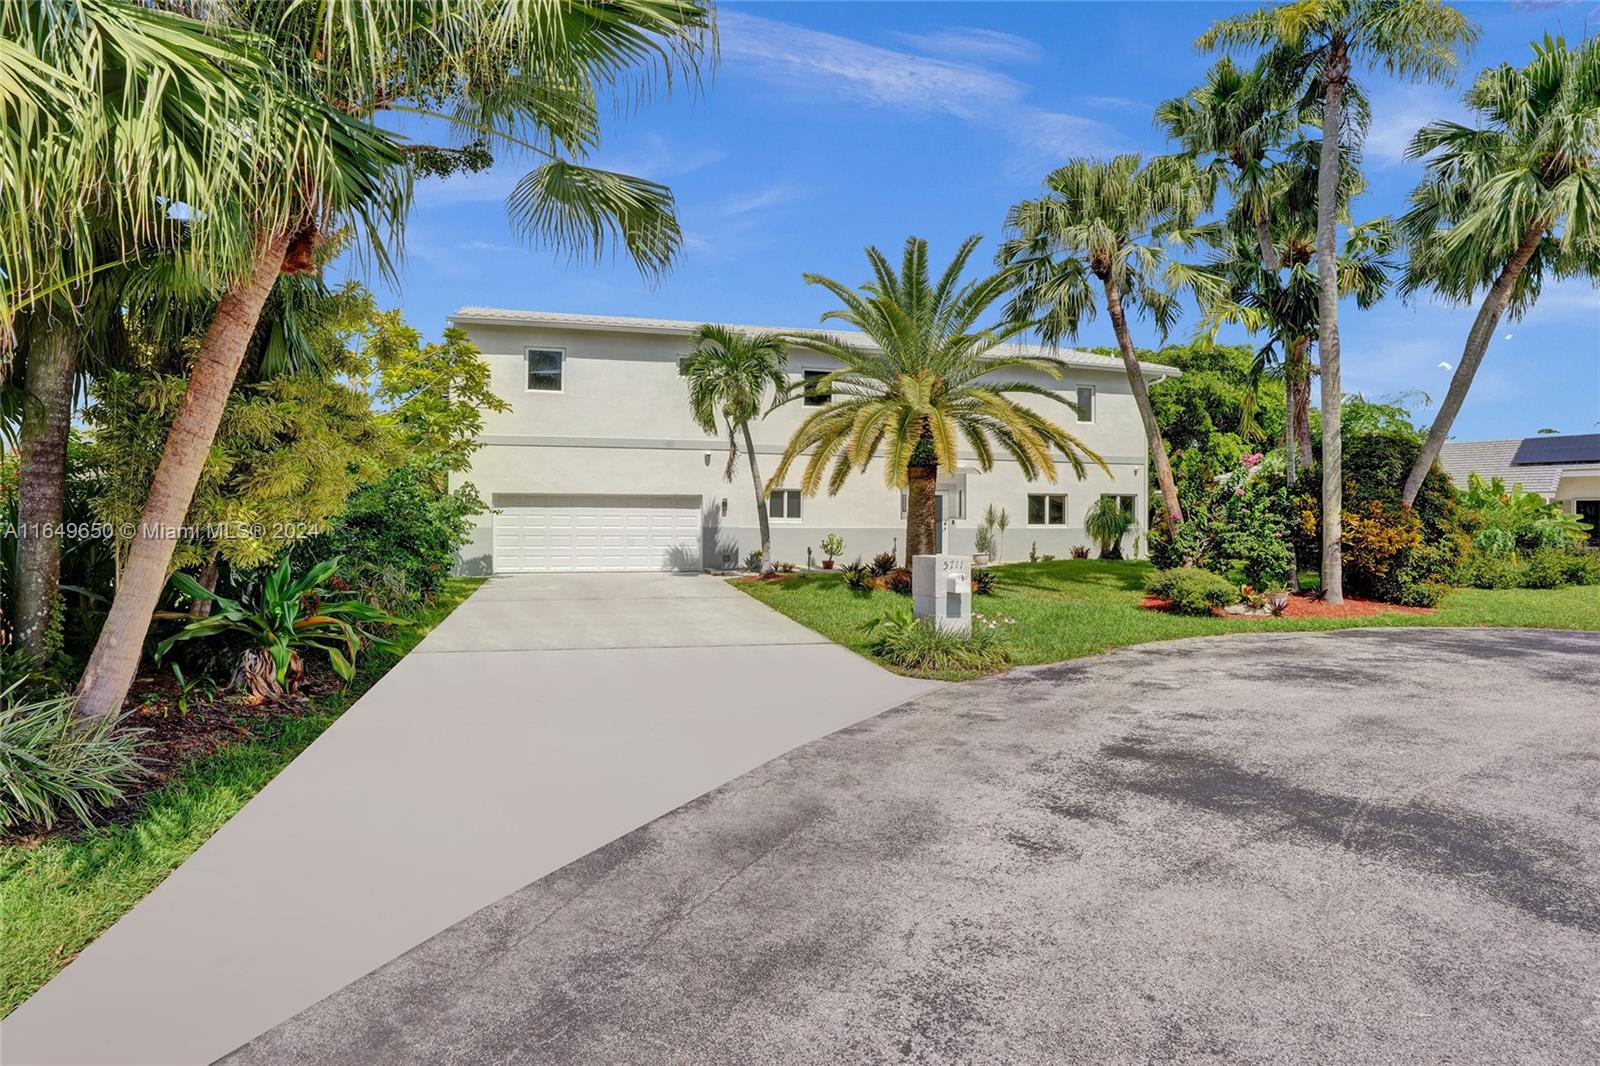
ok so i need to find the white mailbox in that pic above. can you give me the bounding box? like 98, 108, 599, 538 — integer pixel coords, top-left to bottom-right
912, 553, 971, 636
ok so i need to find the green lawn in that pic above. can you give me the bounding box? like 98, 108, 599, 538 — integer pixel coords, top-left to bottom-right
0, 578, 483, 1019
738, 560, 1599, 679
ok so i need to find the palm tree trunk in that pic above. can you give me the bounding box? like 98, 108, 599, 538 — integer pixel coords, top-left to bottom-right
1284, 371, 1297, 488
1290, 337, 1314, 471
188, 551, 221, 618
14, 313, 77, 658
1103, 277, 1183, 525
74, 232, 291, 719
739, 422, 772, 563
906, 463, 938, 559
1401, 224, 1545, 508
1316, 52, 1349, 603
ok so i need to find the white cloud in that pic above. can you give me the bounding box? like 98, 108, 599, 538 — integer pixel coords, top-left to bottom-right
1079, 95, 1144, 112
719, 11, 1119, 160
895, 27, 1042, 64
595, 134, 726, 180
717, 180, 807, 217
1361, 84, 1466, 168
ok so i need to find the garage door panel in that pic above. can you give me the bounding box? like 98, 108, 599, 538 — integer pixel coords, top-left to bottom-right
492, 494, 702, 573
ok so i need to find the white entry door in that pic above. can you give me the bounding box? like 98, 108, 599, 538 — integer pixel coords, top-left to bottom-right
491, 494, 702, 573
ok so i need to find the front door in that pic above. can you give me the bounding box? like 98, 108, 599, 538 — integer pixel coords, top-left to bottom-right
1578, 500, 1600, 546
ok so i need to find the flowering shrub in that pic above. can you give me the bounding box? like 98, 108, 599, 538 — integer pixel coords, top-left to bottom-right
1148, 451, 1292, 587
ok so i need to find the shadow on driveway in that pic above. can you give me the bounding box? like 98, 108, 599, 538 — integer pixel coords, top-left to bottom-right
229, 628, 1600, 1066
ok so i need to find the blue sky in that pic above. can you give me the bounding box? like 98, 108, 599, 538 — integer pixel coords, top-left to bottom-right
359, 0, 1600, 442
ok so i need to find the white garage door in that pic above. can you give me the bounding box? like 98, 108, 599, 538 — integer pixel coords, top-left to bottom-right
491, 494, 702, 573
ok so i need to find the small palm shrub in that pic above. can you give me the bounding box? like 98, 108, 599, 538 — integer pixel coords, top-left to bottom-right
869, 551, 897, 577
1146, 568, 1240, 615
0, 682, 148, 831
841, 558, 872, 590
1085, 496, 1134, 560
776, 561, 797, 574
881, 567, 913, 595
864, 606, 1009, 674
1070, 545, 1090, 559
971, 568, 997, 595
158, 558, 406, 699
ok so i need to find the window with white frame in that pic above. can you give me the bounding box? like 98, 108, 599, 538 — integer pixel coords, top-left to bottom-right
1028, 493, 1067, 525
1075, 384, 1095, 423
768, 489, 803, 520
802, 369, 831, 406
526, 348, 564, 392
1101, 493, 1137, 518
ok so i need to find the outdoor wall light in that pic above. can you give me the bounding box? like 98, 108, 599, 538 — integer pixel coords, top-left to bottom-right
720, 497, 728, 517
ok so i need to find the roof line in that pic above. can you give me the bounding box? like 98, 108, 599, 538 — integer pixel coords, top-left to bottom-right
449, 306, 1182, 378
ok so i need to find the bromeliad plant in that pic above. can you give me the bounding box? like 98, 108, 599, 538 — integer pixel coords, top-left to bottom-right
156, 558, 406, 701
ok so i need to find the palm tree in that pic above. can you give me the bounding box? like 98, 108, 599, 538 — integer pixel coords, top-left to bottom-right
1399, 35, 1600, 507
1199, 0, 1479, 602
2, 0, 270, 658
71, 0, 712, 718
682, 325, 790, 566
768, 236, 1106, 560
1085, 495, 1135, 560
999, 154, 1212, 527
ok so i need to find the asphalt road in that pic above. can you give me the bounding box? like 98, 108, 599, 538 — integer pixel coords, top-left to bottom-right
226, 628, 1600, 1066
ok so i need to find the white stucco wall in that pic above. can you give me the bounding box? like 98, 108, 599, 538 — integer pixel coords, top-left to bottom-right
449, 314, 1171, 573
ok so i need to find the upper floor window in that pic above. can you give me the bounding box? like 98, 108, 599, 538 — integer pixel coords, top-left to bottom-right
769, 489, 803, 520
1028, 493, 1066, 525
803, 369, 832, 406
1075, 385, 1095, 423
527, 348, 564, 392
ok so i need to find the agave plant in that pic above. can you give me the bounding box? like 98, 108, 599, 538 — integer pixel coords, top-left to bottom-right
156, 557, 406, 700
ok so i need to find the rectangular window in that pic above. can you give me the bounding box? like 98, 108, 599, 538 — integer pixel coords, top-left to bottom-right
1102, 493, 1137, 517
803, 369, 832, 406
769, 489, 803, 520
1075, 385, 1095, 423
1028, 493, 1066, 525
527, 348, 564, 392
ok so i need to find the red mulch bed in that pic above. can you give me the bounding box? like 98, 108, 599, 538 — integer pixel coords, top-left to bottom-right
1140, 592, 1435, 619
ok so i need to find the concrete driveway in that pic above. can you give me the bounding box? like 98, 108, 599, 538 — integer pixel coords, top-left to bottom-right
3, 574, 933, 1066
226, 628, 1600, 1066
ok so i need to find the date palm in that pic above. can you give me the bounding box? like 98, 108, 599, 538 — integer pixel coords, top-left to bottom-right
1399, 35, 1600, 506
999, 154, 1212, 527
73, 0, 712, 718
1199, 0, 1479, 601
682, 325, 790, 566
769, 236, 1105, 561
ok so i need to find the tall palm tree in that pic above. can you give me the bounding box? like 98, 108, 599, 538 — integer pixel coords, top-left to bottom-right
1156, 52, 1307, 272
998, 154, 1212, 527
681, 325, 790, 566
1399, 35, 1600, 507
768, 236, 1105, 560
2, 0, 270, 658
1199, 0, 1479, 602
73, 0, 712, 719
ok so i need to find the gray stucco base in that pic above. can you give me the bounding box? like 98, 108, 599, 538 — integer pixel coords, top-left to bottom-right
454, 519, 1142, 575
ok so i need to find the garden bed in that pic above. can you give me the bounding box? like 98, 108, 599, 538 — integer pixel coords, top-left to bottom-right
1140, 592, 1435, 619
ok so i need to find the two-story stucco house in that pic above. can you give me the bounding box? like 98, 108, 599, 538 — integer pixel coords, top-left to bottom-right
448, 308, 1180, 574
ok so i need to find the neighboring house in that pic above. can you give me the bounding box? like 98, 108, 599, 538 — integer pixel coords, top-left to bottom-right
1438, 433, 1600, 544
448, 308, 1180, 574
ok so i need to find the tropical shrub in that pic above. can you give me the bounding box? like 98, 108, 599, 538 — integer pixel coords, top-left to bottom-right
971, 568, 997, 594
1070, 545, 1090, 559
864, 606, 1009, 674
841, 558, 872, 591
0, 682, 147, 830
302, 461, 484, 612
1148, 450, 1293, 587
156, 558, 406, 699
1289, 427, 1467, 603
869, 551, 897, 577
1146, 567, 1240, 615
1085, 496, 1135, 560
881, 568, 913, 595
743, 550, 764, 573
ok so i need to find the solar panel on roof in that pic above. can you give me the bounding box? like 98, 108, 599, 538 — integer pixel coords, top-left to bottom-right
1511, 434, 1600, 466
